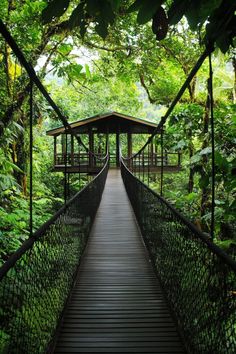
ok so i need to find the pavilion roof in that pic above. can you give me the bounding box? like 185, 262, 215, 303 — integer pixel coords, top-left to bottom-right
46, 111, 159, 136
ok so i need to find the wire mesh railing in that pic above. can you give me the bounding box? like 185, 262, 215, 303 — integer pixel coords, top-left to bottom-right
121, 158, 236, 354
0, 155, 109, 354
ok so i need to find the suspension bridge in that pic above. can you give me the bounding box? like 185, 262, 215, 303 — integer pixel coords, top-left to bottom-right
0, 20, 236, 354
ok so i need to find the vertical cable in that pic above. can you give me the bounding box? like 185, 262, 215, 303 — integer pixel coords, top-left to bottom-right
29, 79, 33, 237
67, 173, 70, 199
142, 150, 145, 182
139, 152, 141, 180
64, 130, 68, 204
147, 144, 150, 186
209, 53, 215, 240
160, 129, 164, 196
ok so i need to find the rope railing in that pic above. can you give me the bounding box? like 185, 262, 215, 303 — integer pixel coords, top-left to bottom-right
0, 154, 109, 354
120, 158, 236, 354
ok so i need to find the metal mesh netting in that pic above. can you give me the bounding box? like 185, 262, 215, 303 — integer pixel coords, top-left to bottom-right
0, 158, 109, 354
121, 160, 236, 354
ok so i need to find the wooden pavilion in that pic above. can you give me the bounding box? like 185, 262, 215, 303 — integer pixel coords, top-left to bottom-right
46, 111, 181, 174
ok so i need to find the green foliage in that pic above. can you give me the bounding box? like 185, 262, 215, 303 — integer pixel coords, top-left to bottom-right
161, 102, 236, 240
41, 0, 235, 52
128, 0, 163, 25
0, 0, 235, 267
42, 0, 70, 24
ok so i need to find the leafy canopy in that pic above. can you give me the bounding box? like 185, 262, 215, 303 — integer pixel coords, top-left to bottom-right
42, 0, 235, 53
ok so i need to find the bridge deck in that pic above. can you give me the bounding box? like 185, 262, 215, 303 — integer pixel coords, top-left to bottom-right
54, 169, 185, 353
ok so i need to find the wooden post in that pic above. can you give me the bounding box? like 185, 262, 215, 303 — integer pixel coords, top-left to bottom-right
61, 133, 66, 165
61, 134, 65, 154
116, 132, 120, 167
160, 128, 164, 196
54, 135, 57, 165
89, 127, 94, 168
127, 132, 132, 168
71, 134, 74, 166
154, 136, 157, 165
150, 141, 154, 167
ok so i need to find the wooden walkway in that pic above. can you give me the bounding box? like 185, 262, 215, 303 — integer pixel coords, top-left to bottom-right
54, 169, 185, 354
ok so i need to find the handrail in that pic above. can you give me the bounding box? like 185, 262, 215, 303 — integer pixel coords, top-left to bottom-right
120, 157, 236, 271
0, 152, 109, 281
120, 157, 236, 354
0, 153, 109, 354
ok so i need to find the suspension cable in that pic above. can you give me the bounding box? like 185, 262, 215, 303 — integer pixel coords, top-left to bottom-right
64, 130, 68, 203
209, 53, 215, 240
160, 128, 164, 196
126, 46, 214, 160
29, 79, 33, 237
0, 20, 105, 161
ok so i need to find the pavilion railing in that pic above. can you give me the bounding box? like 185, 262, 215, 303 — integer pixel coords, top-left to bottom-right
129, 151, 181, 170
121, 158, 236, 354
0, 154, 109, 354
55, 152, 105, 168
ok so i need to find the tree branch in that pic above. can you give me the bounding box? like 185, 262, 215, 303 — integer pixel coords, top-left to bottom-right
83, 39, 134, 53
138, 71, 156, 104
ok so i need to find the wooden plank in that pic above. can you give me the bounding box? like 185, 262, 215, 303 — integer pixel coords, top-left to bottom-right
53, 169, 185, 354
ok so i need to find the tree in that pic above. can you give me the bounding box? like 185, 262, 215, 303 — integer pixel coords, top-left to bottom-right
42, 0, 235, 53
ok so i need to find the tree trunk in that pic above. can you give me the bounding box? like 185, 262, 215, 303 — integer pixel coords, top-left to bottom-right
189, 76, 197, 102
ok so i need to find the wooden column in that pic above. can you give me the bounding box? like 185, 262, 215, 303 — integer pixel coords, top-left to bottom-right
62, 133, 66, 165
105, 125, 109, 153
71, 134, 74, 166
62, 134, 66, 154
54, 135, 57, 165
127, 132, 132, 157
89, 127, 94, 168
160, 129, 164, 196
127, 132, 132, 168
116, 132, 120, 167
150, 140, 154, 167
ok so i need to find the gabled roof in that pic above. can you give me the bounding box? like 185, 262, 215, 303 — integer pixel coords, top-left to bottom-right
46, 111, 159, 136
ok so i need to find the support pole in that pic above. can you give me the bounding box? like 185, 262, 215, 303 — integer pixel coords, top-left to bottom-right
62, 134, 66, 159
64, 131, 68, 204
71, 134, 74, 166
89, 127, 94, 168
54, 136, 57, 166
209, 53, 215, 240
150, 140, 154, 167
29, 80, 33, 237
160, 128, 164, 196
139, 153, 141, 180
127, 132, 132, 168
116, 132, 120, 167
147, 144, 150, 186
